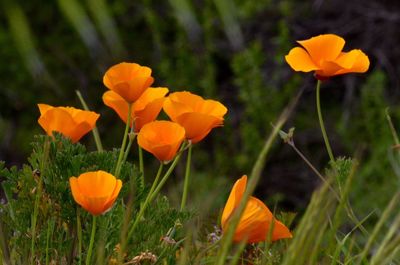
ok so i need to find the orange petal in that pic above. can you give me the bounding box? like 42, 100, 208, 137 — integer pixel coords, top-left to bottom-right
297, 34, 345, 63
333, 49, 370, 75
285, 47, 320, 72
69, 177, 88, 209
102, 179, 122, 213
198, 99, 228, 117
38, 108, 77, 138
37, 104, 53, 115
221, 175, 247, 229
85, 196, 111, 215
176, 112, 223, 143
133, 87, 169, 112
76, 171, 117, 198
103, 90, 132, 124
137, 121, 185, 162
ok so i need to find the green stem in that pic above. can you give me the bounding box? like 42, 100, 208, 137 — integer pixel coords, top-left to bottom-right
180, 144, 192, 211
316, 80, 335, 164
139, 145, 145, 183
148, 163, 164, 199
76, 90, 103, 152
77, 210, 82, 265
114, 103, 132, 177
85, 216, 97, 265
127, 152, 183, 239
122, 129, 136, 163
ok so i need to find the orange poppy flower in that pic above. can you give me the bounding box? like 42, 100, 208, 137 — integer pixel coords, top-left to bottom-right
221, 176, 292, 243
103, 87, 169, 132
285, 34, 369, 80
137, 121, 185, 162
69, 170, 122, 215
103, 62, 154, 103
163, 91, 227, 143
37, 104, 100, 143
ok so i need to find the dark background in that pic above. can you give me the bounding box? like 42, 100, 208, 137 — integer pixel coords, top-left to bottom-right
1, 0, 400, 215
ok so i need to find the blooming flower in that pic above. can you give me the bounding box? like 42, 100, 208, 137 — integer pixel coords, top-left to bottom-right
285, 34, 369, 80
163, 91, 227, 143
69, 171, 122, 215
103, 87, 168, 132
137, 121, 185, 162
221, 175, 292, 243
103, 62, 154, 103
37, 104, 100, 143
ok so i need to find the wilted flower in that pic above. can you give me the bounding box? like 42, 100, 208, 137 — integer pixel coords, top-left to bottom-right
37, 104, 99, 143
137, 121, 185, 162
103, 87, 168, 132
103, 62, 154, 103
285, 34, 369, 80
69, 171, 122, 215
221, 175, 292, 243
163, 91, 227, 143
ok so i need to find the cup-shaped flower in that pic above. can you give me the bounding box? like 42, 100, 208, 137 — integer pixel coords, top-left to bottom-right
38, 104, 100, 143
221, 175, 292, 243
103, 87, 169, 132
103, 62, 154, 103
285, 34, 369, 80
137, 121, 185, 162
163, 91, 227, 143
69, 171, 122, 215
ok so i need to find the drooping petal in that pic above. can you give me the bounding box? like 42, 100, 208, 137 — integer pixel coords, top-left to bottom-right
221, 176, 247, 229
285, 47, 320, 72
333, 49, 370, 75
297, 34, 345, 63
176, 112, 223, 143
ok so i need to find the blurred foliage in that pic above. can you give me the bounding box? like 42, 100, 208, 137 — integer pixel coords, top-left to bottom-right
1, 0, 400, 217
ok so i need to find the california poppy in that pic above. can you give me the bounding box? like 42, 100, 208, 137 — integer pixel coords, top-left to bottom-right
103, 62, 154, 103
285, 34, 369, 80
69, 171, 122, 215
137, 121, 185, 162
221, 176, 292, 243
103, 87, 168, 132
163, 91, 227, 143
38, 104, 100, 143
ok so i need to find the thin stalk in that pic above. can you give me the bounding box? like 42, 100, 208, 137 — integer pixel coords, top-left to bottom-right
114, 103, 132, 177
85, 216, 97, 265
180, 144, 192, 211
148, 163, 164, 199
122, 127, 136, 163
30, 140, 50, 265
127, 152, 183, 239
77, 210, 82, 265
316, 80, 335, 164
76, 90, 103, 152
139, 145, 145, 182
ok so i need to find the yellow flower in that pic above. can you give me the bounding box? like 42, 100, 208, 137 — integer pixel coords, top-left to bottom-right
163, 91, 227, 143
37, 104, 99, 143
103, 87, 168, 132
221, 176, 292, 243
285, 34, 369, 80
69, 171, 122, 215
103, 62, 154, 103
137, 121, 185, 162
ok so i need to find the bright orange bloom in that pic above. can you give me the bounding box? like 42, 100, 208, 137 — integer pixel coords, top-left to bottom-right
103, 87, 169, 132
221, 176, 292, 243
285, 34, 369, 80
37, 104, 100, 143
137, 121, 185, 162
163, 91, 227, 143
69, 171, 122, 215
103, 62, 154, 103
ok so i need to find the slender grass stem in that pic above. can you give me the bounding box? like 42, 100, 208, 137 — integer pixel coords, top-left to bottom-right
316, 80, 335, 164
122, 127, 136, 163
127, 151, 183, 240
76, 90, 103, 152
77, 210, 82, 265
180, 144, 192, 211
114, 103, 132, 177
139, 145, 144, 182
85, 216, 97, 265
30, 140, 50, 265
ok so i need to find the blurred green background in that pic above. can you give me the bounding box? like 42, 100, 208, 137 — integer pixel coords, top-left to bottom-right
1, 0, 400, 218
